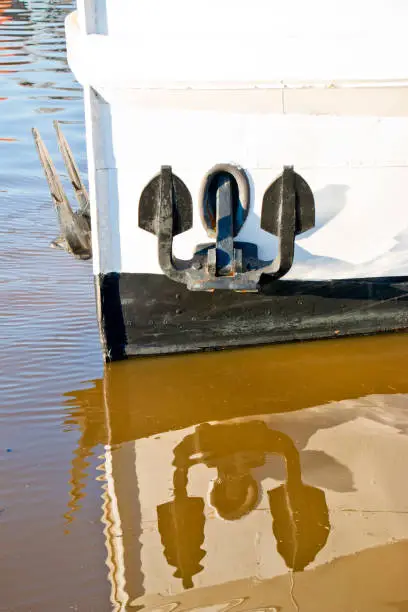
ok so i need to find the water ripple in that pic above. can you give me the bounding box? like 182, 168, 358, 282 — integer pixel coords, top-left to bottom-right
1, 2, 102, 425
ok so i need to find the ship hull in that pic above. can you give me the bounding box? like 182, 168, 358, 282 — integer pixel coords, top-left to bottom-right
62, 1, 408, 360
97, 273, 408, 360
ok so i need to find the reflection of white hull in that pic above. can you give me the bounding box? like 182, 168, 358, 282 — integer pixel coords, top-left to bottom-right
103, 397, 408, 611
66, 337, 408, 610
62, 0, 408, 358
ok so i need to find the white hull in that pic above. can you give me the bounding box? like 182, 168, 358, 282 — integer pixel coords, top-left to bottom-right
36, 0, 408, 358
67, 1, 408, 280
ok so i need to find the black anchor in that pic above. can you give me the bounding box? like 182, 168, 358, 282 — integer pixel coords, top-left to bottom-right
139, 163, 315, 291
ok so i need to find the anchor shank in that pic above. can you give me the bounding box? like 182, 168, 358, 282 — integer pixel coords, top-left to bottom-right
215, 173, 235, 276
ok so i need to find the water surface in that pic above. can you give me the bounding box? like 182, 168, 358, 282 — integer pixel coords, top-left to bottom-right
2, 2, 408, 611
0, 2, 105, 610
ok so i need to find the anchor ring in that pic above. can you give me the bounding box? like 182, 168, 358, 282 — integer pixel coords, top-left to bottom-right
199, 163, 250, 238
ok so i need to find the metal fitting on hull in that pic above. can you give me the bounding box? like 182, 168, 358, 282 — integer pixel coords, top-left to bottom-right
139, 165, 315, 291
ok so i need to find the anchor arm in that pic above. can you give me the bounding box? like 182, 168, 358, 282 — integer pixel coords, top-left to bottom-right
32, 127, 92, 260
260, 166, 297, 280
139, 166, 194, 283
53, 120, 90, 218
157, 166, 192, 284
259, 165, 315, 284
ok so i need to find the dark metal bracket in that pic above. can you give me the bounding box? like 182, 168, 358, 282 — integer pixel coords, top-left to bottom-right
139, 165, 315, 292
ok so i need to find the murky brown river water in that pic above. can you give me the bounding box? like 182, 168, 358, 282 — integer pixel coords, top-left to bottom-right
2, 2, 408, 611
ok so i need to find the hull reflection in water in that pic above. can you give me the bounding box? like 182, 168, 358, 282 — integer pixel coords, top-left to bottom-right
65, 335, 408, 611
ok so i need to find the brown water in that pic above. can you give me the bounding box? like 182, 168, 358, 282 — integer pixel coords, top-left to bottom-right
2, 2, 408, 611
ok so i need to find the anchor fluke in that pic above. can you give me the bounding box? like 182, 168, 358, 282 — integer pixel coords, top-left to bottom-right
139, 169, 193, 237
261, 166, 315, 237
32, 125, 92, 260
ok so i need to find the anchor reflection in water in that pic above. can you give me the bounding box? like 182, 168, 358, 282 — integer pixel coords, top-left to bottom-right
158, 420, 330, 589
63, 337, 408, 610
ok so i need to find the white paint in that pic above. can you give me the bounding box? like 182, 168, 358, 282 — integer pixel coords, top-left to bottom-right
67, 3, 408, 88
69, 1, 408, 278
